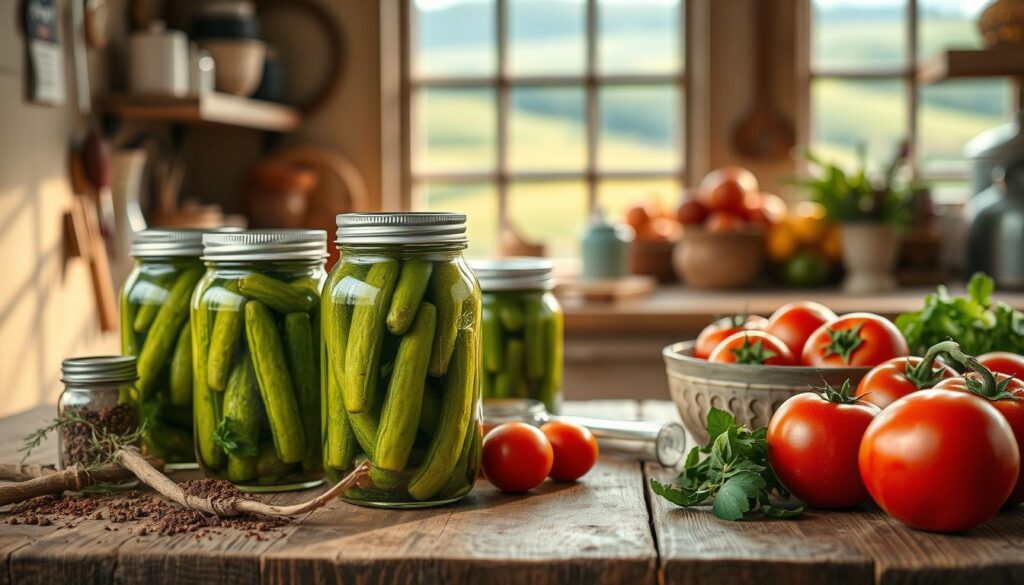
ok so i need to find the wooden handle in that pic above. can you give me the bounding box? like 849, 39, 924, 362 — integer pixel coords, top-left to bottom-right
77, 195, 118, 332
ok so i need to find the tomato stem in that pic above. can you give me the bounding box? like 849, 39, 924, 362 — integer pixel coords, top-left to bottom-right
922, 341, 1004, 400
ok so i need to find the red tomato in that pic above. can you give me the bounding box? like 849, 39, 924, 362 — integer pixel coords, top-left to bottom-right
978, 352, 1024, 380
482, 422, 554, 493
801, 313, 909, 367
624, 205, 651, 231
745, 192, 787, 226
859, 390, 1019, 532
935, 372, 1024, 506
854, 356, 957, 409
699, 167, 759, 214
767, 385, 880, 508
705, 211, 747, 233
693, 314, 769, 359
708, 330, 796, 366
766, 301, 837, 356
676, 199, 709, 226
541, 421, 599, 482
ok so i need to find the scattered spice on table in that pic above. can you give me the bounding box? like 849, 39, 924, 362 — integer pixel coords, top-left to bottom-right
3, 488, 288, 540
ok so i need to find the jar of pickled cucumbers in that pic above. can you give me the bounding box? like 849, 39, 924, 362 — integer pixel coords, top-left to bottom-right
322, 213, 482, 508
122, 228, 231, 469
193, 229, 327, 492
58, 356, 141, 491
472, 259, 563, 413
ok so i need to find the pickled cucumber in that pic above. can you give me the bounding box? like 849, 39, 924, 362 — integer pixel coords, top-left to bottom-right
193, 300, 225, 469
386, 260, 433, 335
137, 267, 203, 398
408, 329, 476, 501
206, 290, 245, 391
245, 301, 306, 463
221, 356, 261, 483
344, 259, 400, 413
481, 303, 503, 373
284, 312, 321, 471
376, 302, 437, 471
428, 262, 473, 377
238, 273, 317, 313
168, 324, 193, 407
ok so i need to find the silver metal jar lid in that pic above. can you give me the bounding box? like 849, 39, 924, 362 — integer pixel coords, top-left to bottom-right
335, 212, 467, 245
202, 229, 328, 261
131, 228, 239, 258
61, 356, 138, 385
471, 258, 554, 291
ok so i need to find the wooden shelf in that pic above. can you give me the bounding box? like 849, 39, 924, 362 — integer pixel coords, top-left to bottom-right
106, 92, 301, 132
918, 48, 1024, 85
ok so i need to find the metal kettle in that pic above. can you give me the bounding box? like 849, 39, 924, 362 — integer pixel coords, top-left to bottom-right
967, 161, 1024, 289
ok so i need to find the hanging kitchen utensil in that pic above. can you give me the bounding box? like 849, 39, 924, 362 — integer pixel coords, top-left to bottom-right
22, 0, 66, 106
732, 0, 795, 160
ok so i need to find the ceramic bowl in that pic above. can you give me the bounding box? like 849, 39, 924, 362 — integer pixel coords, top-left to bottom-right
201, 39, 266, 96
663, 341, 871, 445
673, 229, 764, 289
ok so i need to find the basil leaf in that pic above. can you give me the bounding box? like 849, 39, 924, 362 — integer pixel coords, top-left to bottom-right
651, 479, 707, 507
762, 504, 804, 518
713, 476, 752, 521
705, 408, 735, 444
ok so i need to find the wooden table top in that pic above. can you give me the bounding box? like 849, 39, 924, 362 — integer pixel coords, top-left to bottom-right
3, 400, 1024, 585
561, 285, 1024, 335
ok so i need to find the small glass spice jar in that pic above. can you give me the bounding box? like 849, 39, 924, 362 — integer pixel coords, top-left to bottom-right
472, 259, 564, 413
58, 356, 142, 491
193, 229, 328, 492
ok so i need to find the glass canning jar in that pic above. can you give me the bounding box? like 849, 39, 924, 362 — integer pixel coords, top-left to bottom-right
322, 213, 482, 508
192, 229, 327, 492
121, 228, 235, 469
58, 356, 141, 491
471, 259, 564, 413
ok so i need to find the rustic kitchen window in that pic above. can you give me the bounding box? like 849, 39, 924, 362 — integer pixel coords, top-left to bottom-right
403, 0, 689, 257
800, 0, 1013, 202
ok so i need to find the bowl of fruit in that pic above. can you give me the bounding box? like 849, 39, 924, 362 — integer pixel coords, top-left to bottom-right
671, 167, 785, 289
663, 302, 909, 443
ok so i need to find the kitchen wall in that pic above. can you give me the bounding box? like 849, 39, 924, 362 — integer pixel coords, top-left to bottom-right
0, 0, 125, 417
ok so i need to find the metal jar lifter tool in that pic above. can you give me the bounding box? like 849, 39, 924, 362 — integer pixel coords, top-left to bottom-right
482, 399, 687, 468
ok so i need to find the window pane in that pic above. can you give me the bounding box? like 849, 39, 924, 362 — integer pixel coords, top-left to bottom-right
599, 178, 682, 225
413, 0, 496, 78
420, 182, 499, 257
598, 0, 682, 74
414, 87, 497, 173
920, 80, 1010, 176
598, 85, 681, 171
812, 0, 907, 70
811, 78, 907, 169
919, 0, 987, 56
927, 178, 973, 205
508, 181, 587, 258
509, 0, 585, 76
510, 87, 586, 172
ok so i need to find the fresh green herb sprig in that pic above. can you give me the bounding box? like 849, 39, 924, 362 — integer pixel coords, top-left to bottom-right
212, 417, 259, 457
651, 408, 802, 521
896, 273, 1024, 359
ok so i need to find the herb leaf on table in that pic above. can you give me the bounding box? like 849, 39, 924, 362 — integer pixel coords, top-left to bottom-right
650, 408, 803, 521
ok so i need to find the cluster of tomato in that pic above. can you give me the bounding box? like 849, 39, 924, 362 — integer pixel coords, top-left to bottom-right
693, 302, 907, 368
625, 167, 786, 243
480, 421, 600, 494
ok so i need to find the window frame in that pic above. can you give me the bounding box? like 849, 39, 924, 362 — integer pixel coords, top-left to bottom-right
796, 0, 1010, 183
398, 0, 694, 226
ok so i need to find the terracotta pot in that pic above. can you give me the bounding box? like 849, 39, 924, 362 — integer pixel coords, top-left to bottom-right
840, 223, 898, 293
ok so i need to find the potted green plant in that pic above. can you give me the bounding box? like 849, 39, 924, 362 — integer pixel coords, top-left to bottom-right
801, 144, 912, 293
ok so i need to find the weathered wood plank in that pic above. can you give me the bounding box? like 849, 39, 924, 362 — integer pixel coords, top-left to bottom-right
259, 400, 658, 585
639, 400, 1024, 585
0, 405, 67, 585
